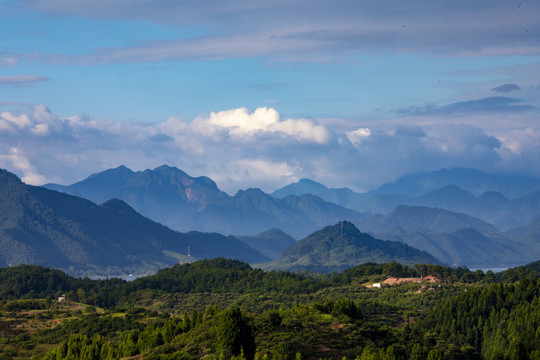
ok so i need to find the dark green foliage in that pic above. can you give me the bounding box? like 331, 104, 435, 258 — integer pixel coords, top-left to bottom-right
0, 264, 126, 307
216, 307, 256, 360
313, 298, 363, 321
414, 279, 540, 359
126, 258, 327, 296
495, 259, 540, 282
2, 258, 540, 359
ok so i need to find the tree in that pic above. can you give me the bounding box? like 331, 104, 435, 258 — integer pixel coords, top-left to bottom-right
216, 308, 256, 360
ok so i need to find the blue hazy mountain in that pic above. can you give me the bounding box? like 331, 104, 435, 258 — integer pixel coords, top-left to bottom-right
262, 221, 441, 273
0, 169, 268, 276
270, 178, 356, 205
45, 165, 364, 238
235, 228, 297, 260
359, 205, 499, 234
356, 205, 527, 267
270, 168, 540, 230
505, 216, 540, 259
371, 167, 540, 198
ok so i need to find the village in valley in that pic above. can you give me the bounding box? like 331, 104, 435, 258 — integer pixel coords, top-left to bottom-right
368, 275, 441, 292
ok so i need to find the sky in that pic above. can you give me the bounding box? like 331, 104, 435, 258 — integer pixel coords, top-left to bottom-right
1, 0, 539, 194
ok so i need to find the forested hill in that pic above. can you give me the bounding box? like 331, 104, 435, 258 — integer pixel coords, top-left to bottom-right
3, 259, 540, 359
412, 279, 540, 359
0, 259, 328, 307
0, 169, 268, 276
263, 221, 442, 272
3, 258, 540, 307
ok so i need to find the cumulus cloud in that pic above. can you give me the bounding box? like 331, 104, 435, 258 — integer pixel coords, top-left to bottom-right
0, 104, 539, 193
194, 107, 331, 144
346, 128, 371, 146
0, 147, 48, 185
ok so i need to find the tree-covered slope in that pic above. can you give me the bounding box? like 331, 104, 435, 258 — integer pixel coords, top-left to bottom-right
263, 221, 441, 272
4, 258, 540, 360
0, 169, 268, 275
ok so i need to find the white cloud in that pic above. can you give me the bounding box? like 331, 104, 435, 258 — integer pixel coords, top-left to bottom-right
0, 111, 32, 129
194, 107, 331, 144
497, 128, 539, 156
346, 127, 371, 146
204, 107, 279, 133
0, 104, 539, 193
215, 158, 298, 192
0, 147, 48, 185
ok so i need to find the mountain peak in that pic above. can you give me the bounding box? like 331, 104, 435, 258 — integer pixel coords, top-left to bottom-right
271, 178, 330, 199
0, 169, 23, 185
100, 198, 139, 215
153, 164, 189, 177
267, 221, 441, 272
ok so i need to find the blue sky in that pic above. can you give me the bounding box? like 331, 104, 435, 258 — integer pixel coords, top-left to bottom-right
1, 0, 539, 193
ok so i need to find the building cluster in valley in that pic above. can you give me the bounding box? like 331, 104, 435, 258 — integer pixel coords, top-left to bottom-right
370, 275, 441, 290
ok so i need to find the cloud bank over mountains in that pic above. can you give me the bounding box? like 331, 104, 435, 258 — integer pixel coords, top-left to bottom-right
2, 1, 539, 191
1, 104, 539, 193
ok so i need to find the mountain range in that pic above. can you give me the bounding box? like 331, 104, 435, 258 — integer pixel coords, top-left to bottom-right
1, 168, 446, 276
0, 169, 268, 276
270, 168, 540, 230
42, 165, 540, 269
45, 165, 363, 238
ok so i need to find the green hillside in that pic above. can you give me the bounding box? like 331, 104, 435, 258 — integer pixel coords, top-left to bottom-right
263, 221, 441, 272
2, 259, 540, 359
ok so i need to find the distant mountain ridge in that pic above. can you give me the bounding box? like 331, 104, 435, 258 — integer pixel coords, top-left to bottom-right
359, 205, 499, 234
263, 221, 441, 273
270, 168, 540, 229
46, 165, 364, 238
371, 168, 540, 198
0, 169, 268, 276
235, 228, 297, 260
271, 178, 355, 206
356, 205, 525, 267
